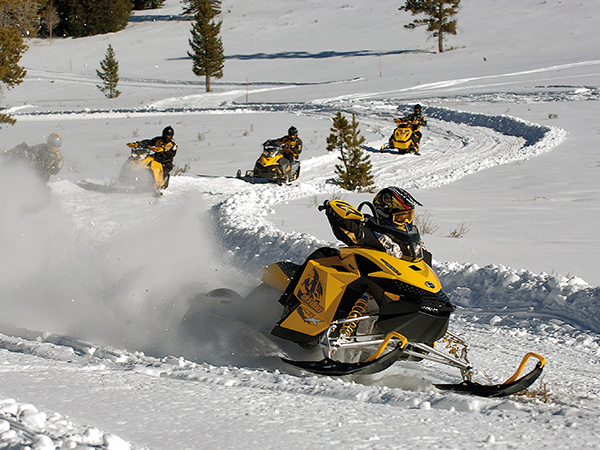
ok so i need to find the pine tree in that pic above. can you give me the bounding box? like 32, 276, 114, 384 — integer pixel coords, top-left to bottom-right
326, 112, 374, 192
54, 0, 132, 37
0, 24, 28, 126
96, 44, 121, 99
0, 0, 39, 37
133, 0, 165, 10
400, 0, 460, 53
187, 0, 224, 93
181, 0, 203, 15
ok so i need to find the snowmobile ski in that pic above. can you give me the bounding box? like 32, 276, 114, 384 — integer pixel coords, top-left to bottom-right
74, 180, 161, 196
282, 339, 407, 376
236, 169, 281, 185
434, 352, 546, 398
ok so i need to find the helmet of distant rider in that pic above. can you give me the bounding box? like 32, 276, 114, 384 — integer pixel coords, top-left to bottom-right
414, 104, 422, 114
162, 126, 174, 139
288, 126, 298, 137
47, 133, 62, 151
373, 187, 422, 226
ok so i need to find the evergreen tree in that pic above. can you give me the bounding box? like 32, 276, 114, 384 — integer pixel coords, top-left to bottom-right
0, 0, 39, 37
400, 0, 460, 53
187, 0, 224, 92
133, 0, 165, 10
0, 24, 28, 126
181, 0, 202, 15
54, 0, 132, 37
96, 44, 121, 99
326, 112, 374, 192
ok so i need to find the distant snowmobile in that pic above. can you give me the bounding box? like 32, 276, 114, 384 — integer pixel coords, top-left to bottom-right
380, 117, 423, 155
236, 140, 300, 185
111, 143, 168, 195
181, 199, 545, 398
3, 135, 63, 183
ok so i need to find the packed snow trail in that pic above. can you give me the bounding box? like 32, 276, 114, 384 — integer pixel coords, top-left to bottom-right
1, 295, 600, 448
3, 94, 598, 450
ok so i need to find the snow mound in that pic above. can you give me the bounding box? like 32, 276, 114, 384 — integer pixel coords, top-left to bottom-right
436, 261, 600, 333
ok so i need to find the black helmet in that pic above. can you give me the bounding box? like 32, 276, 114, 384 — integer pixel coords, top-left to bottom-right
288, 126, 298, 137
162, 126, 174, 139
373, 187, 422, 225
414, 104, 422, 113
47, 133, 62, 151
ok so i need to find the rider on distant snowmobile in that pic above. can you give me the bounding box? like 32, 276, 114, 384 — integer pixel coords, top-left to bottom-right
320, 186, 432, 265
397, 104, 426, 151
127, 126, 177, 187
4, 133, 64, 183
403, 104, 427, 128
274, 126, 303, 177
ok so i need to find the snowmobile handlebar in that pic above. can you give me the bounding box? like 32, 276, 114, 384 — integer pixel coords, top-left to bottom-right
127, 142, 155, 152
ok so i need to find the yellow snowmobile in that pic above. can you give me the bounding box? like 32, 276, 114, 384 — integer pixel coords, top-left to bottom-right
381, 118, 422, 155
111, 144, 167, 195
182, 199, 545, 397
237, 140, 300, 185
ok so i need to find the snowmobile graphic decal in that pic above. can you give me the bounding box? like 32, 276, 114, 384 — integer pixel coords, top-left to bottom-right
333, 201, 363, 219
297, 306, 323, 326
380, 258, 402, 276
297, 268, 324, 313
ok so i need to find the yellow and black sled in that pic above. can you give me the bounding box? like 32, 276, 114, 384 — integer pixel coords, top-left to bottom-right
111, 144, 167, 195
237, 140, 300, 185
182, 199, 545, 397
381, 118, 422, 155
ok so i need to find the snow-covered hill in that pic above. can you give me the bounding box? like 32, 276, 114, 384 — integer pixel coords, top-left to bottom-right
1, 0, 599, 448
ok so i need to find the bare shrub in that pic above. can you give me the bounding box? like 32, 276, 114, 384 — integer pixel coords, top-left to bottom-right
448, 222, 469, 239
414, 211, 439, 235
173, 163, 190, 176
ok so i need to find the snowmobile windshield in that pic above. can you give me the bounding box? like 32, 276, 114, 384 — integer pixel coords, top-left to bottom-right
262, 140, 281, 158
263, 148, 280, 158
131, 148, 149, 160
362, 218, 424, 261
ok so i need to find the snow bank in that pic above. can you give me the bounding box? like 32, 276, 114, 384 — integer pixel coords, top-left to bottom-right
212, 185, 329, 273
436, 261, 600, 333
426, 105, 566, 150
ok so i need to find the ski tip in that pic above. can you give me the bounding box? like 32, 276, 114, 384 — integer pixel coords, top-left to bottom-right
435, 362, 544, 398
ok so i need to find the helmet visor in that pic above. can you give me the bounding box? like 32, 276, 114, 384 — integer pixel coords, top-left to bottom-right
392, 209, 414, 225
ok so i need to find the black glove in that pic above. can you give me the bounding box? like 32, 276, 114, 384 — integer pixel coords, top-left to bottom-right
318, 200, 329, 212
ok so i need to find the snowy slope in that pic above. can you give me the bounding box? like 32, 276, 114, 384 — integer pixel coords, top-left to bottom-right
1, 0, 600, 448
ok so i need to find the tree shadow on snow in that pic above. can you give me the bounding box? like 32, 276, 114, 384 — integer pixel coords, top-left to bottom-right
169, 49, 424, 62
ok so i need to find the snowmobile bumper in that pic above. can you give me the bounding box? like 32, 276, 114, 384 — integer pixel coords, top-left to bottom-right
282, 332, 408, 376
434, 352, 546, 398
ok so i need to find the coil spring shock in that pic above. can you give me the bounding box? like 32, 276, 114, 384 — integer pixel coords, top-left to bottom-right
340, 293, 369, 338
442, 333, 470, 362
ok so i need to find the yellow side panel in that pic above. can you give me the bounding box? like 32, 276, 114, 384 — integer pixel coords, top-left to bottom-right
146, 158, 164, 189
280, 259, 359, 336
262, 263, 291, 293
